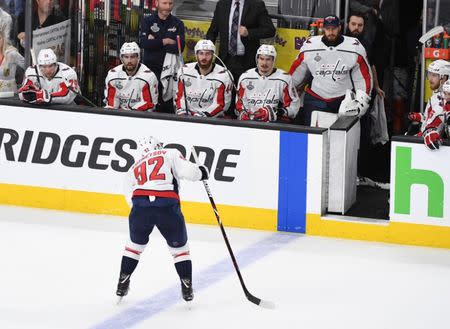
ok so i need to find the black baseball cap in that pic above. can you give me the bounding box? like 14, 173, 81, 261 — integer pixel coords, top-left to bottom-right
323, 15, 341, 28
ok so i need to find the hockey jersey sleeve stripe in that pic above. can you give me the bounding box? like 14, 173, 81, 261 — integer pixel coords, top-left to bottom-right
356, 54, 372, 95
136, 83, 154, 111
106, 82, 117, 108
209, 83, 226, 117
236, 82, 246, 112
282, 85, 292, 108
175, 79, 185, 110
288, 52, 304, 75
50, 82, 70, 98
132, 189, 180, 200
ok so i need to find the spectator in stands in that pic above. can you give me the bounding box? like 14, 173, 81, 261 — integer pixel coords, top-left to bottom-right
289, 15, 373, 127
18, 48, 79, 104
17, 0, 66, 53
408, 60, 450, 150
104, 42, 159, 111
206, 0, 276, 118
236, 44, 299, 123
140, 0, 185, 113
174, 39, 232, 117
0, 8, 24, 95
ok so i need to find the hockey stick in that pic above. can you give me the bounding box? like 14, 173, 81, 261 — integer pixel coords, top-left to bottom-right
30, 48, 42, 89
213, 53, 253, 118
176, 35, 190, 115
67, 84, 98, 107
191, 147, 275, 309
419, 26, 444, 44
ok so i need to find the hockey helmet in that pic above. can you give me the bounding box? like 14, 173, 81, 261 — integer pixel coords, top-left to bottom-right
37, 49, 57, 66
443, 80, 450, 93
120, 42, 141, 60
427, 59, 450, 77
194, 39, 215, 54
137, 136, 163, 154
256, 45, 277, 61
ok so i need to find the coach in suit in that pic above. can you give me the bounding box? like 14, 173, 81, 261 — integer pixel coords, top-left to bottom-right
206, 0, 275, 117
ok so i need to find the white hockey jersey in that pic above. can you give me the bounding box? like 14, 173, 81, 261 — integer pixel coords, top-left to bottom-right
175, 63, 232, 117
19, 62, 79, 104
124, 148, 202, 204
0, 47, 25, 93
289, 35, 373, 100
104, 63, 158, 111
236, 68, 300, 120
417, 92, 449, 136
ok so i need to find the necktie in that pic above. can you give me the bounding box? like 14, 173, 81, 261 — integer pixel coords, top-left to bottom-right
229, 1, 240, 56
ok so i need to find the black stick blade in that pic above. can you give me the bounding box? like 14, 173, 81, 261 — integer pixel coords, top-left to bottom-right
246, 293, 275, 309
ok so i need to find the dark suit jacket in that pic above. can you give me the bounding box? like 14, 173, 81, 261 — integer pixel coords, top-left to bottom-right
206, 0, 275, 69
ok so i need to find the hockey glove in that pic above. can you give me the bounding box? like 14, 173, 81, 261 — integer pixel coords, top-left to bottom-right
253, 106, 277, 122
237, 110, 252, 121
198, 165, 209, 181
408, 112, 424, 122
21, 89, 51, 104
176, 108, 188, 115
423, 128, 442, 150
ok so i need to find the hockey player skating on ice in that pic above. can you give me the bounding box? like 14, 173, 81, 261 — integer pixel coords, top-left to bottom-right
235, 44, 300, 122
175, 39, 232, 117
104, 42, 159, 111
19, 48, 80, 105
116, 136, 209, 302
408, 60, 450, 150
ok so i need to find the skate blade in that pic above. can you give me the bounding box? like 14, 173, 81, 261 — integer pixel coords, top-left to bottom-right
184, 300, 193, 310
116, 296, 124, 305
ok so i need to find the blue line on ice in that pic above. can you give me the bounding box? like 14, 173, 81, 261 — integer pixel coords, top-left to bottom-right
90, 233, 297, 329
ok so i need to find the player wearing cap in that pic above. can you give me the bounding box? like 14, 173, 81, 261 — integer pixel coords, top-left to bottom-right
18, 48, 79, 104
175, 39, 232, 117
289, 15, 373, 127
104, 42, 159, 111
235, 44, 300, 122
408, 60, 450, 150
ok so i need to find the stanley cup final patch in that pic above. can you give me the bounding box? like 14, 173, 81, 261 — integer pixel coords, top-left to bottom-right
247, 81, 254, 90
314, 53, 322, 62
151, 23, 160, 33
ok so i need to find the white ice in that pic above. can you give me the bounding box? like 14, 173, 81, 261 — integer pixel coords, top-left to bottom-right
1, 205, 450, 329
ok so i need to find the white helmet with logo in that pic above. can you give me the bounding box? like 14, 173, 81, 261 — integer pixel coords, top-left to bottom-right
120, 42, 140, 61
194, 39, 215, 54
443, 80, 450, 93
137, 136, 163, 154
37, 49, 57, 66
427, 59, 450, 77
256, 44, 277, 62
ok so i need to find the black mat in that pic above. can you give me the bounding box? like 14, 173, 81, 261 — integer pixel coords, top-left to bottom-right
345, 186, 390, 220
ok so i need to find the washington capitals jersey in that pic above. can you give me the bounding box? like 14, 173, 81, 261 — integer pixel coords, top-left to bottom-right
236, 68, 300, 119
175, 63, 232, 117
124, 148, 202, 203
289, 35, 373, 100
104, 63, 158, 111
20, 62, 79, 104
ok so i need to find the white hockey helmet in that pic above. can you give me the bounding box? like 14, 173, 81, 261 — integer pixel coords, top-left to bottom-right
256, 44, 277, 62
137, 136, 163, 154
37, 49, 57, 66
194, 39, 215, 54
120, 42, 140, 60
443, 80, 450, 93
427, 59, 450, 77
